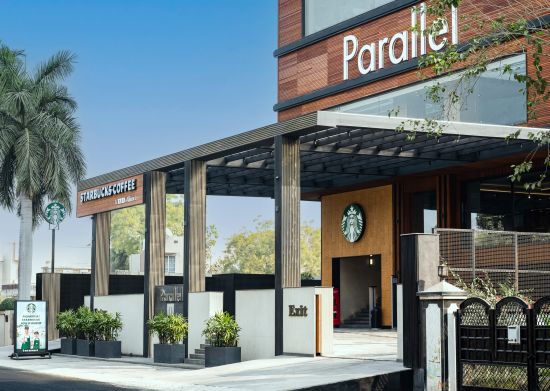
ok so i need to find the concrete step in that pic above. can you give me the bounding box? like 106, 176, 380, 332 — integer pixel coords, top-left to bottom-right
341, 323, 372, 329
184, 358, 205, 366
195, 348, 205, 355
200, 344, 210, 349
190, 353, 204, 359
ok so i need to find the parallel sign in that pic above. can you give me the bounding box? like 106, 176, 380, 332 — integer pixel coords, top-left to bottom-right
76, 174, 144, 217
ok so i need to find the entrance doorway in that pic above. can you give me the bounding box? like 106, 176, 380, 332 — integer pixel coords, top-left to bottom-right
332, 255, 381, 328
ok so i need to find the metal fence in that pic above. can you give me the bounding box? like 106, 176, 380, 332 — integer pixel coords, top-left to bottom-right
457, 296, 550, 391
436, 229, 550, 299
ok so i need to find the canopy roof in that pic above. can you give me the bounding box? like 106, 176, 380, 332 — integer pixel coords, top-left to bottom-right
79, 111, 546, 199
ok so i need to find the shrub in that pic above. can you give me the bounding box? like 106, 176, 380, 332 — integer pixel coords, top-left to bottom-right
56, 310, 78, 338
0, 297, 15, 311
147, 313, 188, 345
73, 306, 122, 341
95, 310, 122, 341
202, 312, 240, 347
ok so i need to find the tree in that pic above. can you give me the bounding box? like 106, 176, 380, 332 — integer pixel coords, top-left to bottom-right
109, 195, 218, 272
0, 45, 85, 299
399, 0, 549, 189
209, 217, 321, 278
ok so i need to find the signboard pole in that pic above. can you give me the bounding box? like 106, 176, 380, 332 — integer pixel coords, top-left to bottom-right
51, 228, 55, 273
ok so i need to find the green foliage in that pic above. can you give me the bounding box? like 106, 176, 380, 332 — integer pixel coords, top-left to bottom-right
110, 205, 145, 271
109, 196, 217, 272
147, 312, 188, 345
202, 312, 240, 347
396, 0, 550, 190
94, 310, 123, 341
450, 269, 532, 306
73, 306, 122, 341
0, 297, 15, 311
208, 217, 321, 278
56, 309, 78, 338
0, 43, 85, 224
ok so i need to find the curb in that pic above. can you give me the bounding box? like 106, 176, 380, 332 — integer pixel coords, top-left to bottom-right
54, 353, 203, 370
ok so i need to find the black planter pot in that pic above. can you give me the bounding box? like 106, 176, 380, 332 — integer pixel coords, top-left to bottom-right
153, 344, 186, 364
60, 338, 77, 355
76, 339, 94, 357
95, 341, 121, 358
205, 346, 241, 367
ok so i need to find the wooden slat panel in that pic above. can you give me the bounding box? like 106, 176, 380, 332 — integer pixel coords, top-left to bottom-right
94, 212, 111, 296
321, 185, 394, 326
42, 273, 60, 341
275, 136, 301, 289
184, 161, 206, 293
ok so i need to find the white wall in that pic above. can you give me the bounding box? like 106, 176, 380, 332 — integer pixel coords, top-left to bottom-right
397, 284, 403, 362
315, 287, 333, 356
235, 290, 275, 361
188, 292, 223, 354
84, 294, 144, 356
0, 311, 13, 347
283, 287, 333, 357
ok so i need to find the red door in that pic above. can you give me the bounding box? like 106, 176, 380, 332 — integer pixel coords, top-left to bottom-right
333, 288, 340, 327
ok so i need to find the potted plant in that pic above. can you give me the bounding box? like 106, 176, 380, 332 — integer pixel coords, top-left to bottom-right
147, 312, 188, 363
56, 309, 78, 354
94, 310, 123, 358
75, 306, 97, 356
202, 312, 241, 367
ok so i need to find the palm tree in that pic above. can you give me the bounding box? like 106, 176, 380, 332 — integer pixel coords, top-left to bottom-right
0, 45, 85, 299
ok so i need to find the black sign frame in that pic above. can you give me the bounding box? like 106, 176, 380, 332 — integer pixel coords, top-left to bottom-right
11, 300, 51, 359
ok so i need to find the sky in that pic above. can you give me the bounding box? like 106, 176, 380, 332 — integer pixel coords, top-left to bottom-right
0, 0, 320, 281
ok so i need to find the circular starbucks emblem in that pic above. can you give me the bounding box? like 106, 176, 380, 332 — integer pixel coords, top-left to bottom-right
341, 204, 365, 243
26, 303, 36, 314
44, 202, 66, 226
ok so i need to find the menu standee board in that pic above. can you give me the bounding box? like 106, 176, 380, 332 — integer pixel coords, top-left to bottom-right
10, 300, 51, 359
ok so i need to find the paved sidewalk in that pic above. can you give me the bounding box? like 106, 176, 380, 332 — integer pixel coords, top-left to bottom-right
0, 345, 407, 390
330, 328, 398, 360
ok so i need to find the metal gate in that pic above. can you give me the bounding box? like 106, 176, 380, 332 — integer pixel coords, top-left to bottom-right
457, 296, 550, 390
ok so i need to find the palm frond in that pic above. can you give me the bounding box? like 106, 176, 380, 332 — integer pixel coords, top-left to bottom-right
34, 50, 76, 85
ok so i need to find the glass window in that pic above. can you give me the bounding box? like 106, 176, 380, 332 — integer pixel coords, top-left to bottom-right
462, 172, 550, 232
165, 255, 176, 274
332, 55, 526, 126
411, 191, 437, 233
304, 0, 393, 35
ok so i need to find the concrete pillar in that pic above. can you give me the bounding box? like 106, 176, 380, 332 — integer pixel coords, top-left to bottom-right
41, 272, 60, 340
143, 171, 167, 357
418, 281, 466, 391
274, 135, 301, 356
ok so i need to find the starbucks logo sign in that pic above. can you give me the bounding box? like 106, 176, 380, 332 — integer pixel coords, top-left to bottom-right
26, 303, 36, 314
341, 204, 365, 243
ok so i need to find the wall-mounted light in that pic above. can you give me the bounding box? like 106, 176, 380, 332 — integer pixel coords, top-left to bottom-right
369, 255, 374, 266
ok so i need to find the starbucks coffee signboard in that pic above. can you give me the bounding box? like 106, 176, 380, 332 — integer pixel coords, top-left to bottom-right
341, 203, 365, 243
12, 300, 49, 359
76, 174, 144, 217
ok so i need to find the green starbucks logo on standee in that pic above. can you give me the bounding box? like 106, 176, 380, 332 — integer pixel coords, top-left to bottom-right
26, 303, 36, 314
44, 202, 66, 226
341, 204, 365, 243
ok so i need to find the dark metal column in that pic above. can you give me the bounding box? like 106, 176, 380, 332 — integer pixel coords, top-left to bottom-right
274, 135, 301, 356
143, 171, 167, 357
89, 215, 97, 310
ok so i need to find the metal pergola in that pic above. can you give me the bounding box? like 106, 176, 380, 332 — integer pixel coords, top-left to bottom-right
79, 111, 546, 198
